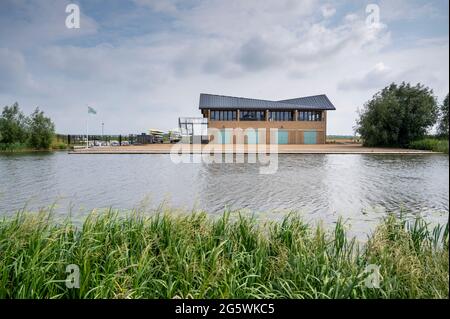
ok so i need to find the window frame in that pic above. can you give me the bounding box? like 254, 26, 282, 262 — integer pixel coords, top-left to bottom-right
270, 110, 294, 121
209, 110, 237, 121
298, 110, 323, 121
240, 110, 265, 121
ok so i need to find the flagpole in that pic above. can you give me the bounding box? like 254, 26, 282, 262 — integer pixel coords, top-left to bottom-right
86, 106, 97, 148
86, 106, 89, 149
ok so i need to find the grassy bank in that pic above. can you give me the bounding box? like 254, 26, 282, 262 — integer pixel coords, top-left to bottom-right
409, 138, 449, 154
0, 142, 30, 152
0, 141, 68, 152
51, 140, 69, 150
0, 210, 448, 299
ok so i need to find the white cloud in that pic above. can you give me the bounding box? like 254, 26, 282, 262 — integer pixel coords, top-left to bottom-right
321, 4, 336, 18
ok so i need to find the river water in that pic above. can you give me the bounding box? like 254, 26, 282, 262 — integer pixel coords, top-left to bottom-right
0, 152, 448, 237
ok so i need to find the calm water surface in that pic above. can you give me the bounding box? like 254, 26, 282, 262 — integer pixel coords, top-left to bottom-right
0, 152, 448, 236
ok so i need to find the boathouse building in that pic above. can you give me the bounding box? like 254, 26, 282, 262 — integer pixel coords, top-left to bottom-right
198, 93, 336, 144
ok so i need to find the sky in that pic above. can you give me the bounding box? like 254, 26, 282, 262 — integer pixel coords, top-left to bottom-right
0, 0, 448, 135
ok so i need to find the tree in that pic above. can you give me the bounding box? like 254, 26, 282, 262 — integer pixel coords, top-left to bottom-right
27, 108, 55, 149
437, 94, 449, 138
0, 102, 28, 144
355, 83, 438, 147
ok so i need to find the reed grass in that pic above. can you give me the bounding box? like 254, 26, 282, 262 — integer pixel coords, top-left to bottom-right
0, 209, 448, 299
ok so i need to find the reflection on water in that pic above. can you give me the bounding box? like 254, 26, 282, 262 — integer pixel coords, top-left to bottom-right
0, 152, 448, 236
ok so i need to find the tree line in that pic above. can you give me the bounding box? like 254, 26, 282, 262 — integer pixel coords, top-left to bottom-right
0, 102, 55, 150
355, 82, 449, 147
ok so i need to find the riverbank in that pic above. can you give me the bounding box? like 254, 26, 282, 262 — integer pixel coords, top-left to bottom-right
68, 143, 440, 154
0, 142, 68, 153
0, 209, 447, 299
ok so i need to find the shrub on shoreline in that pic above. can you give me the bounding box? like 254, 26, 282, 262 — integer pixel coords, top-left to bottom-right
0, 103, 55, 151
0, 210, 448, 299
409, 138, 449, 154
0, 142, 28, 152
51, 141, 69, 150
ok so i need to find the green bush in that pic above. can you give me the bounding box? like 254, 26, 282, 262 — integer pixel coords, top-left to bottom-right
51, 141, 68, 150
0, 142, 28, 152
409, 138, 449, 154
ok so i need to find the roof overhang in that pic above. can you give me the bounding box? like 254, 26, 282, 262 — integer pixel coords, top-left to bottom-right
198, 93, 336, 111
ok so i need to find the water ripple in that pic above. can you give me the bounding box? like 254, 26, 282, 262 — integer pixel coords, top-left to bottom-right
0, 153, 448, 234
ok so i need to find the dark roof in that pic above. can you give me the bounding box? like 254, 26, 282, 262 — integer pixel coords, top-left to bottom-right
278, 95, 335, 110
199, 93, 336, 110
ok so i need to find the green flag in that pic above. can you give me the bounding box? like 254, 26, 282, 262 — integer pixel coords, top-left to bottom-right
88, 106, 97, 115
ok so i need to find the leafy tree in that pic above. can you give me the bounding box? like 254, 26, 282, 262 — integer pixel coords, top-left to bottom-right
27, 108, 55, 149
0, 102, 28, 144
355, 83, 438, 147
437, 94, 449, 138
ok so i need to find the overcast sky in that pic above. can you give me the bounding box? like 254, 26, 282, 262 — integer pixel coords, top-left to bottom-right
0, 0, 448, 135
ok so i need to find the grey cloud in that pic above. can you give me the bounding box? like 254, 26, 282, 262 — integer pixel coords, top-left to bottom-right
235, 37, 282, 72
36, 45, 170, 90
0, 48, 37, 94
176, 0, 318, 38
132, 0, 179, 14
170, 37, 240, 77
338, 63, 393, 91
0, 0, 97, 49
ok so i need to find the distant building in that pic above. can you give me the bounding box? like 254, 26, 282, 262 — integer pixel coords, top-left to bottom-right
198, 93, 336, 144
178, 117, 208, 144
136, 133, 153, 144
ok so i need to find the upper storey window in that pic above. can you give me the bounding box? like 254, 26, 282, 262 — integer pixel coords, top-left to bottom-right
240, 110, 265, 121
298, 111, 322, 121
210, 110, 237, 121
269, 111, 293, 121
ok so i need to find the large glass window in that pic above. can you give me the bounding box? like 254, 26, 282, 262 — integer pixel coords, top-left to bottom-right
240, 110, 265, 121
210, 110, 237, 121
269, 111, 293, 121
298, 111, 322, 121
